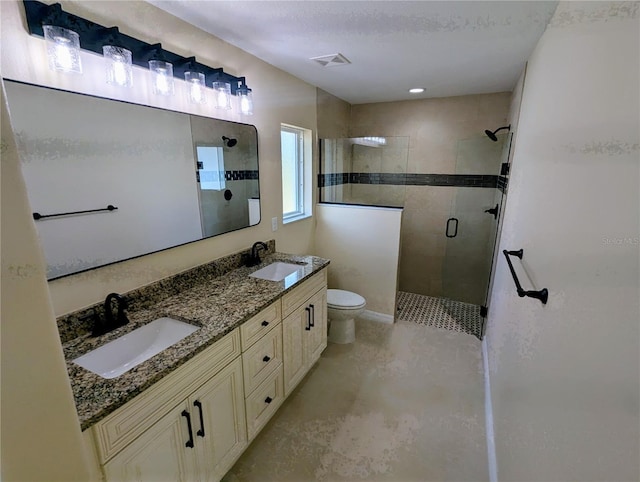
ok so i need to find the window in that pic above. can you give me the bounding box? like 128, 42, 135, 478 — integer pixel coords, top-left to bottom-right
196, 145, 225, 191
281, 124, 311, 223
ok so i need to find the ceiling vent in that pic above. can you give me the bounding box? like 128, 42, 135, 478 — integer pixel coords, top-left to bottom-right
310, 53, 351, 67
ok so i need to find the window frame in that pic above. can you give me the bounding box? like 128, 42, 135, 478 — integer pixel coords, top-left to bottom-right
281, 124, 312, 224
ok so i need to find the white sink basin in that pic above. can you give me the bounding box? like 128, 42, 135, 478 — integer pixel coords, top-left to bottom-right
74, 318, 199, 379
250, 262, 305, 282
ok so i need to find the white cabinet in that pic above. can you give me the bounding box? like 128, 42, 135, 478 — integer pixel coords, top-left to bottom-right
191, 358, 247, 481
103, 402, 196, 482
95, 330, 247, 482
240, 303, 285, 441
91, 267, 328, 482
103, 357, 246, 481
282, 271, 328, 396
306, 289, 327, 365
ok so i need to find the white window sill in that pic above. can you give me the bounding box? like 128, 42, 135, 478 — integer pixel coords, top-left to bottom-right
283, 213, 312, 225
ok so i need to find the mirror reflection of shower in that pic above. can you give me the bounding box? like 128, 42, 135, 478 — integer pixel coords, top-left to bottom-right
222, 135, 237, 147
484, 125, 511, 142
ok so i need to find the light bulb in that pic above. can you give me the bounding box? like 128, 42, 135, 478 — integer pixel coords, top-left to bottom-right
238, 90, 253, 115
185, 71, 206, 104
156, 70, 170, 94
113, 60, 127, 85
55, 39, 73, 70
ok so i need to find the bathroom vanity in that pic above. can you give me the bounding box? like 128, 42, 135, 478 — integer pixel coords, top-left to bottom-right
59, 247, 328, 481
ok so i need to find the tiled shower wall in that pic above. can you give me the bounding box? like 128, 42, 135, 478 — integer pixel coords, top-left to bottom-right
349, 93, 511, 299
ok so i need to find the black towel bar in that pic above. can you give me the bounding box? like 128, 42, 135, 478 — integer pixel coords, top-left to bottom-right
503, 249, 548, 304
33, 204, 118, 220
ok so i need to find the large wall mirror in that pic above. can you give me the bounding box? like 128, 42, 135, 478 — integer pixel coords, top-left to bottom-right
3, 79, 261, 280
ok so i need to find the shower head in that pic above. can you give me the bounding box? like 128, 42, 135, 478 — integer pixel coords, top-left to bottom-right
485, 125, 511, 142
222, 136, 237, 148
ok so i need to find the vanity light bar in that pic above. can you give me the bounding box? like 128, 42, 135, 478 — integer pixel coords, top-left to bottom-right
22, 0, 253, 96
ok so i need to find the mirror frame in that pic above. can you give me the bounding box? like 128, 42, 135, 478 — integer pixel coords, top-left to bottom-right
3, 78, 261, 281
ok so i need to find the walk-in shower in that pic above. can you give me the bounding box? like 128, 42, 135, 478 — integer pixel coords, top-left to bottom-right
320, 130, 512, 339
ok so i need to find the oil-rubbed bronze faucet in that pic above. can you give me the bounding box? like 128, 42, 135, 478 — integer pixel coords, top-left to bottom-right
247, 241, 268, 267
92, 292, 129, 336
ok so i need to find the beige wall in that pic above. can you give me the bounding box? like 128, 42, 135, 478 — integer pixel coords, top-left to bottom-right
1, 0, 318, 316
1, 1, 319, 479
315, 204, 402, 317
317, 88, 351, 139
486, 2, 639, 480
1, 84, 92, 481
350, 94, 510, 298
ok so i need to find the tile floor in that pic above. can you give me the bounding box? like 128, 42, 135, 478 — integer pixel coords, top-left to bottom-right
224, 311, 488, 482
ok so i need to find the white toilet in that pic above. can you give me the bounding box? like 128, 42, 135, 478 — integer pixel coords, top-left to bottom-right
327, 289, 366, 344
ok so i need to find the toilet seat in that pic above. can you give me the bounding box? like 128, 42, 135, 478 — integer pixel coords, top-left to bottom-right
327, 289, 366, 310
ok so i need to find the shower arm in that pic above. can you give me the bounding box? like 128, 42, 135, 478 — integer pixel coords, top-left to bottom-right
493, 126, 510, 135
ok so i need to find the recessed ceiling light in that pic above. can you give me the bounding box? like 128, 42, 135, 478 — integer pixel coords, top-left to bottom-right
409, 88, 425, 94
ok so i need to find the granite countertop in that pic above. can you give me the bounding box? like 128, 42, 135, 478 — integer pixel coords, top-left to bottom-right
63, 252, 329, 430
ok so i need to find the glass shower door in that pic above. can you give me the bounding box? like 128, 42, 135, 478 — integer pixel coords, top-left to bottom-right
441, 133, 511, 308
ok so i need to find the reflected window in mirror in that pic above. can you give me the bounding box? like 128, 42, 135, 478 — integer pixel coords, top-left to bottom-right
196, 146, 225, 191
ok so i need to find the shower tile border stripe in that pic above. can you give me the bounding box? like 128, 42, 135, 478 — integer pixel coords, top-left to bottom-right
223, 169, 259, 181
318, 172, 501, 188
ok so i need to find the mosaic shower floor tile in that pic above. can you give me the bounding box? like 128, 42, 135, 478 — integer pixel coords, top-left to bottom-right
396, 291, 483, 339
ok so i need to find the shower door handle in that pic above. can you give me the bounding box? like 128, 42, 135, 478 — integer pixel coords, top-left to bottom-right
446, 218, 459, 238
484, 204, 499, 220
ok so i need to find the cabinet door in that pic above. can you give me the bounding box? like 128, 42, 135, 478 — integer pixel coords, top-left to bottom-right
306, 289, 327, 366
282, 306, 307, 396
190, 357, 247, 482
103, 402, 197, 482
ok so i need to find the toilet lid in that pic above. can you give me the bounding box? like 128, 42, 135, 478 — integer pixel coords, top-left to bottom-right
327, 289, 366, 309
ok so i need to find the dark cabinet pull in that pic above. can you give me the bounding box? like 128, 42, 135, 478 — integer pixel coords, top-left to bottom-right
446, 217, 459, 238
265, 396, 273, 404
181, 410, 194, 448
262, 355, 271, 362
304, 307, 311, 331
261, 320, 269, 327
193, 400, 205, 438
309, 304, 315, 327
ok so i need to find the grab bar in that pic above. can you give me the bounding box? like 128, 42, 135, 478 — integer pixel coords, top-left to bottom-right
502, 249, 548, 304
33, 204, 118, 220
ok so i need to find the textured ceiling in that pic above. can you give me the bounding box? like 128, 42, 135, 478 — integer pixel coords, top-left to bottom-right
149, 1, 558, 104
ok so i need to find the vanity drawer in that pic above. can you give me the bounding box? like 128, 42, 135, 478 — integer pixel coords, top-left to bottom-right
245, 365, 284, 440
240, 301, 281, 350
92, 328, 241, 463
282, 269, 327, 318
242, 324, 283, 394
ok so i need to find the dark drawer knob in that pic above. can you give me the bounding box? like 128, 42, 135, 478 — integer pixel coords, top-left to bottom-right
263, 355, 271, 362
261, 320, 269, 327
265, 396, 273, 404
